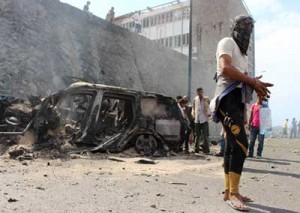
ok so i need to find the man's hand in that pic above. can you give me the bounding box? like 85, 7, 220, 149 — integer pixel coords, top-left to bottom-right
246, 124, 251, 131
252, 75, 274, 100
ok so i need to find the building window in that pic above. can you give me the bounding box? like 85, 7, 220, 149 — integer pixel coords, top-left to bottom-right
187, 33, 189, 46
161, 13, 165, 24
174, 36, 177, 47
157, 15, 161, 25
183, 7, 190, 19
174, 10, 181, 21
177, 35, 181, 47
169, 37, 173, 47
160, 38, 165, 45
149, 17, 154, 27
182, 34, 186, 46
166, 12, 170, 23
182, 33, 189, 46
170, 11, 173, 22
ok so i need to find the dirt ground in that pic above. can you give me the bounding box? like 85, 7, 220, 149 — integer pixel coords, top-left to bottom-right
0, 138, 299, 213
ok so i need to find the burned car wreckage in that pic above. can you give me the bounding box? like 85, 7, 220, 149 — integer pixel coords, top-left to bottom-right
0, 82, 184, 156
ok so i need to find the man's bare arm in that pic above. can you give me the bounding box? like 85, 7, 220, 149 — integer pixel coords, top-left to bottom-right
219, 54, 274, 99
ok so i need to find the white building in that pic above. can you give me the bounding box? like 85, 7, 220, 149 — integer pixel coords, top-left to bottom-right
114, 1, 191, 55
115, 0, 254, 76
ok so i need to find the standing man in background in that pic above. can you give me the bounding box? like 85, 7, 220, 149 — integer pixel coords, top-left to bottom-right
83, 1, 90, 12
106, 7, 115, 23
297, 120, 300, 138
290, 118, 297, 139
282, 118, 289, 138
192, 87, 210, 154
248, 97, 265, 159
132, 11, 142, 34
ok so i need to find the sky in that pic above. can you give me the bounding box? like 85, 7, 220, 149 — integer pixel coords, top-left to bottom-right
60, 0, 300, 126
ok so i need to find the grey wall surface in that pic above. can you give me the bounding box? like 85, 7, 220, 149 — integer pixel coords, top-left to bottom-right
0, 0, 205, 99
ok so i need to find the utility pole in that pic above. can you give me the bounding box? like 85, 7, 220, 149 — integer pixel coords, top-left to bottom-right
187, 0, 193, 100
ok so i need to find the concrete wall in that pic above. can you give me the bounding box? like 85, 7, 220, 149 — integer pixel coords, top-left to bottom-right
0, 0, 205, 99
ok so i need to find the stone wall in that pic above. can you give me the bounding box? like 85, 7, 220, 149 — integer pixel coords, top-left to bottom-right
0, 0, 205, 99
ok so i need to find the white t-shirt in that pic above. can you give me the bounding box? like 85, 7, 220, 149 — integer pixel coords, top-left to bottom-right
216, 37, 248, 88
133, 13, 142, 25
210, 37, 250, 113
196, 98, 207, 124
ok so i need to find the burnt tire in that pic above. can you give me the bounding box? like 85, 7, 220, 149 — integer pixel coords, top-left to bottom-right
135, 134, 157, 156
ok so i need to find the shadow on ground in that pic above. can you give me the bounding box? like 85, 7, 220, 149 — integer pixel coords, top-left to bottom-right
244, 167, 300, 179
249, 203, 298, 213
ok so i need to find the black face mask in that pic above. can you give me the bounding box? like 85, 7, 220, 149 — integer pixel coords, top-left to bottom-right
231, 15, 254, 56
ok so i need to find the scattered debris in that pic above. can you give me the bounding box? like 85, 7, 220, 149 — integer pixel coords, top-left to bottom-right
135, 158, 156, 164
9, 148, 34, 161
107, 157, 126, 162
7, 198, 18, 203
250, 173, 270, 181
168, 182, 187, 185
9, 149, 25, 158
21, 162, 28, 166
36, 186, 45, 190
150, 204, 157, 208
194, 153, 206, 158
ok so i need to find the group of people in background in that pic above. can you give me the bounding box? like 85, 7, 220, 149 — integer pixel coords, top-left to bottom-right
176, 87, 211, 155
82, 1, 115, 23
282, 118, 300, 138
82, 1, 141, 31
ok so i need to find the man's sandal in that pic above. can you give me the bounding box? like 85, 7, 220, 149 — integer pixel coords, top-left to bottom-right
226, 200, 250, 212
241, 196, 254, 202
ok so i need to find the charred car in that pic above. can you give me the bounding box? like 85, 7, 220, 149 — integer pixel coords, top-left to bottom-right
1, 82, 184, 156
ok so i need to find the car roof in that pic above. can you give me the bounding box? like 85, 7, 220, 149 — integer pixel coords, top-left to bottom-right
54, 82, 174, 100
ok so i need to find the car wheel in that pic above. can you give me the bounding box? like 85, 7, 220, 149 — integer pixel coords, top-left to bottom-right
135, 134, 157, 156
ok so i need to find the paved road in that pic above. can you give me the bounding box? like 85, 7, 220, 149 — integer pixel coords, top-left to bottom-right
0, 139, 299, 212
